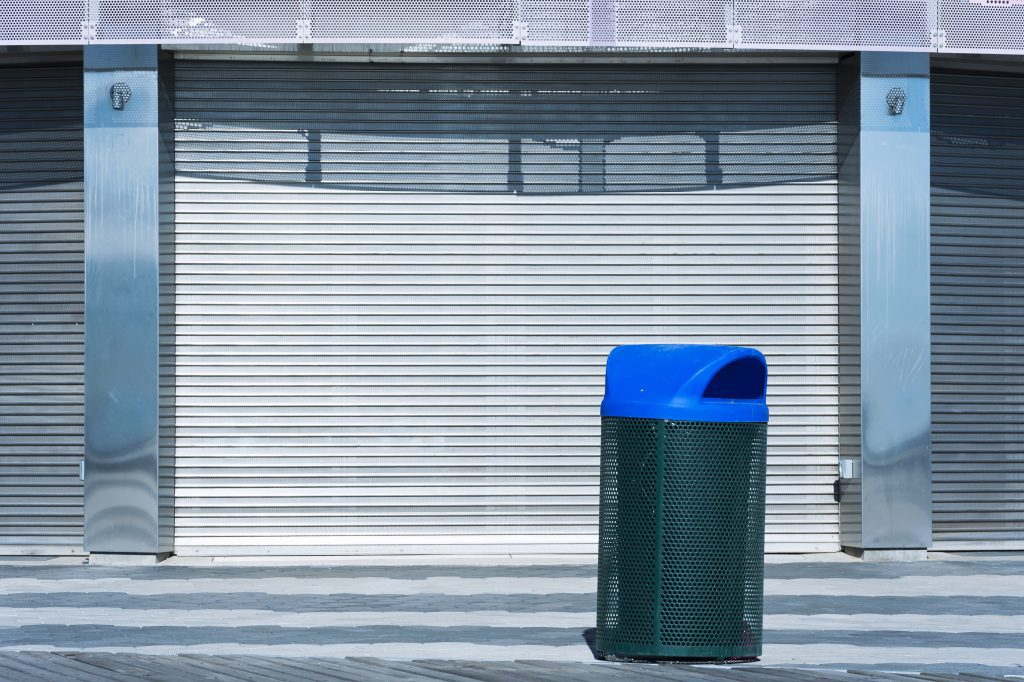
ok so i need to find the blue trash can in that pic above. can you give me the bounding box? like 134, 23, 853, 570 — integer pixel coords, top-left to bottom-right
596, 344, 769, 661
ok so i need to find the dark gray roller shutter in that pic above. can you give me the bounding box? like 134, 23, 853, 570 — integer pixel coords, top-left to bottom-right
169, 59, 839, 556
0, 61, 85, 554
932, 65, 1024, 550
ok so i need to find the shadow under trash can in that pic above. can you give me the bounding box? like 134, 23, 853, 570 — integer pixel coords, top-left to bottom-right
596, 344, 769, 661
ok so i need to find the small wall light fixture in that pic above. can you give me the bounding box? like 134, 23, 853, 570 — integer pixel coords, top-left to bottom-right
886, 87, 906, 116
110, 82, 132, 110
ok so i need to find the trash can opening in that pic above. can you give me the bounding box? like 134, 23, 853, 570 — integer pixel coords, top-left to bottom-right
703, 356, 766, 401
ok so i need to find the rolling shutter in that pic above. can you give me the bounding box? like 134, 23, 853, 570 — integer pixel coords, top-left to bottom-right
0, 61, 85, 554
932, 66, 1024, 549
168, 59, 840, 555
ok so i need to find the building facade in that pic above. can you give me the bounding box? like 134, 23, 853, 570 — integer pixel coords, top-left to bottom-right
1, 1, 1023, 560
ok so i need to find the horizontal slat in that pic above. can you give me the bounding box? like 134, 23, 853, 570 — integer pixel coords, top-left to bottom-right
0, 63, 83, 554
170, 60, 839, 555
931, 68, 1024, 547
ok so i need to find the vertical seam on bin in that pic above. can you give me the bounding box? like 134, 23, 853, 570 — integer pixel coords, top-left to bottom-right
653, 418, 665, 647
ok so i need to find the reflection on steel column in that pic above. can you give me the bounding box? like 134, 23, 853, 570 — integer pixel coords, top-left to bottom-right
838, 53, 932, 553
83, 46, 170, 554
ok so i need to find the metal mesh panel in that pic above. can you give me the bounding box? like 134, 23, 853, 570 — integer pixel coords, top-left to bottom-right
1, 0, 1023, 53
596, 417, 658, 649
520, 0, 590, 44
0, 1, 86, 43
597, 416, 766, 660
94, 1, 297, 42
615, 0, 728, 46
660, 420, 765, 649
735, 0, 932, 49
940, 0, 1024, 52
312, 0, 516, 42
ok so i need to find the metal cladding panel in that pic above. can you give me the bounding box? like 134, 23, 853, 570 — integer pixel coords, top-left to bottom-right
0, 61, 85, 553
931, 66, 1024, 550
939, 0, 1024, 54
83, 47, 164, 554
168, 59, 840, 555
6, 0, 1024, 54
735, 0, 932, 50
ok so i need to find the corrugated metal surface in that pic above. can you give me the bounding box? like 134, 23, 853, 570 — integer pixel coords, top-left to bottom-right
0, 62, 85, 554
931, 66, 1024, 550
169, 60, 840, 555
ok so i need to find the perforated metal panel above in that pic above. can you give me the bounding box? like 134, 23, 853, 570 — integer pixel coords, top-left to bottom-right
167, 59, 840, 556
0, 60, 85, 554
931, 65, 1024, 550
4, 0, 1024, 55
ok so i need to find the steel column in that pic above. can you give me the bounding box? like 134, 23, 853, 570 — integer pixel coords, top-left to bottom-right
838, 53, 932, 556
83, 46, 172, 556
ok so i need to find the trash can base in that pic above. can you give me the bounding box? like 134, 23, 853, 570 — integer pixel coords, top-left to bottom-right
596, 642, 761, 662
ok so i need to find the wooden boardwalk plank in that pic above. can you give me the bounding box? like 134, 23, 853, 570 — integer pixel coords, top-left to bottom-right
289, 659, 388, 682
846, 669, 926, 681
751, 667, 860, 682
416, 660, 533, 682
150, 656, 258, 682
187, 654, 298, 682
63, 652, 179, 681
501, 660, 610, 682
416, 658, 572, 682
0, 654, 79, 682
229, 655, 346, 682
345, 656, 485, 682
631, 664, 770, 681
245, 655, 365, 682
516, 659, 699, 681
653, 664, 784, 682
516, 659, 729, 681
0, 653, 1017, 682
322, 657, 448, 681
17, 652, 138, 682
736, 667, 855, 682
433, 659, 575, 682
170, 654, 279, 682
460, 659, 584, 682
119, 653, 232, 681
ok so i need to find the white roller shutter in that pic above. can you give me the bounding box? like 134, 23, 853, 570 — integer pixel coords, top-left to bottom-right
932, 65, 1024, 550
0, 61, 85, 554
168, 59, 840, 555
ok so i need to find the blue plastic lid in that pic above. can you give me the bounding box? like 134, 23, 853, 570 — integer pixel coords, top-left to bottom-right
600, 344, 769, 423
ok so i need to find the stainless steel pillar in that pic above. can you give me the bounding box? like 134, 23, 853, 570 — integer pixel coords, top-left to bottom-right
837, 53, 932, 558
83, 46, 172, 557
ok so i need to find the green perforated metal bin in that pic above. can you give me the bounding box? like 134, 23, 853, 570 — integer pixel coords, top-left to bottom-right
596, 345, 769, 661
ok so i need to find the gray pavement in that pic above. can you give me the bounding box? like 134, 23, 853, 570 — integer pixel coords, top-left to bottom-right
0, 555, 1022, 679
